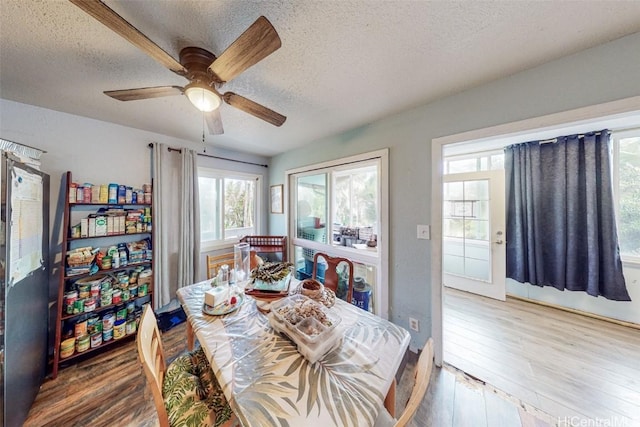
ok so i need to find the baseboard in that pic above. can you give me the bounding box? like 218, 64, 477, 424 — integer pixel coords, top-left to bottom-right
507, 294, 640, 330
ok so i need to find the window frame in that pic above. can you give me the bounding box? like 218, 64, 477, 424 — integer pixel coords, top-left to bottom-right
612, 128, 640, 265
285, 149, 389, 319
198, 167, 262, 252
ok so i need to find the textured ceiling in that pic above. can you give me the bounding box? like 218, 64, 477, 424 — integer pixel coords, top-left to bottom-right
1, 1, 640, 157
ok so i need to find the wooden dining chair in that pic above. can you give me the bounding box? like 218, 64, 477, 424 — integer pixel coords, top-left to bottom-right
137, 305, 237, 427
375, 338, 435, 427
312, 252, 354, 303
206, 253, 235, 280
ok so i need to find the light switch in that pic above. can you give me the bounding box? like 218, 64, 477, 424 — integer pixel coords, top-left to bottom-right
417, 224, 430, 240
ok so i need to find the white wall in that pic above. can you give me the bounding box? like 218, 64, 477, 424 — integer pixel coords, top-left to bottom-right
0, 98, 269, 300
268, 32, 640, 350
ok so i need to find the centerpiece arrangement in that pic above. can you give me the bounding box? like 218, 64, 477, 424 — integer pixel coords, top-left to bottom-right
244, 262, 293, 299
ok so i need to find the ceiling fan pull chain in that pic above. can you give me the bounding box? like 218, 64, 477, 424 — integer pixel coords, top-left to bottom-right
202, 110, 206, 152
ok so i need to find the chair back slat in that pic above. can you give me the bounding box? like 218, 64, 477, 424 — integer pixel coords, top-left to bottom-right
312, 252, 355, 304
137, 305, 171, 427
206, 253, 235, 279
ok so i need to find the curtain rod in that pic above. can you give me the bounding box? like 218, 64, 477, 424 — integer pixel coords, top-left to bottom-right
148, 143, 268, 168
539, 130, 608, 145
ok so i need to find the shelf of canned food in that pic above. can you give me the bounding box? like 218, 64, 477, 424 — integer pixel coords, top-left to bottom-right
59, 302, 145, 361
64, 260, 152, 280
62, 268, 152, 320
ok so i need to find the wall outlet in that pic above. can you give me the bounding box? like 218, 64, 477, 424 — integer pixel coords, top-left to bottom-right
409, 317, 419, 332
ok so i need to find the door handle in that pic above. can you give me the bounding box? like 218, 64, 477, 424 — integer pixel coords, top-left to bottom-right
495, 239, 504, 244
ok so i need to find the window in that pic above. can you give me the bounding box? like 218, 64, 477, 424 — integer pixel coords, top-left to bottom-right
613, 130, 640, 260
443, 150, 504, 175
198, 168, 260, 249
287, 150, 388, 318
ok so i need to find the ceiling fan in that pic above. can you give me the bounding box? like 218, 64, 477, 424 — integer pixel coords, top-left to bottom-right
69, 0, 286, 135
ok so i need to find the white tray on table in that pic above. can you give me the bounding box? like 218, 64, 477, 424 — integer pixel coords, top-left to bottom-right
268, 295, 342, 364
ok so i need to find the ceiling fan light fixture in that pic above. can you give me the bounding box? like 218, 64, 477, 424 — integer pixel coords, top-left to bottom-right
184, 83, 221, 112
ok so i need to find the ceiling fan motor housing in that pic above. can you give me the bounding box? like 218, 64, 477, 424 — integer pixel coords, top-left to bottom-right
179, 46, 220, 87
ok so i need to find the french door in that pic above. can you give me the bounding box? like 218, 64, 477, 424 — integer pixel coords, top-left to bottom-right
442, 171, 506, 301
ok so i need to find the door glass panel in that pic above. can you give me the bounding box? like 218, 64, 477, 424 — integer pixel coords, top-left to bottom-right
443, 178, 492, 282
296, 174, 327, 244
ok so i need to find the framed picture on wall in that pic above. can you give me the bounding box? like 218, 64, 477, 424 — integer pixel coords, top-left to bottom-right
270, 184, 283, 214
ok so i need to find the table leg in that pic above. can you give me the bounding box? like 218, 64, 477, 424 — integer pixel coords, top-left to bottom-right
186, 321, 194, 351
384, 378, 396, 418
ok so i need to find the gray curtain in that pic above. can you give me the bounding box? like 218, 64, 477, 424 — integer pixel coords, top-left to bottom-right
152, 143, 200, 309
177, 148, 200, 286
505, 130, 630, 301
153, 142, 178, 308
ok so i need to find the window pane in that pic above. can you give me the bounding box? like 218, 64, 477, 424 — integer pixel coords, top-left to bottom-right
224, 178, 255, 239
199, 176, 220, 241
198, 168, 260, 246
292, 245, 377, 312
296, 174, 327, 244
447, 158, 477, 174
491, 154, 504, 170
618, 136, 640, 256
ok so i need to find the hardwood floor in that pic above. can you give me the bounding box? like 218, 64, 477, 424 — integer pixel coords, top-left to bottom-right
396, 356, 553, 427
25, 314, 552, 427
24, 323, 188, 427
443, 287, 640, 427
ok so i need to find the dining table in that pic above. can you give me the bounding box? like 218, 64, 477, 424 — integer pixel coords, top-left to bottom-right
176, 280, 411, 427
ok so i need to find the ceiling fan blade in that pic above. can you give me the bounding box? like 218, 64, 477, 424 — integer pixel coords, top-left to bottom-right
69, 0, 186, 75
205, 109, 224, 135
209, 16, 281, 83
223, 92, 286, 127
104, 86, 183, 101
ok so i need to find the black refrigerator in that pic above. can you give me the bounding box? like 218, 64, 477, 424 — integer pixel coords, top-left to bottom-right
0, 152, 50, 427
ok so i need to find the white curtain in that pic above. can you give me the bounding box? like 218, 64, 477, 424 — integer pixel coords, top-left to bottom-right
152, 143, 200, 309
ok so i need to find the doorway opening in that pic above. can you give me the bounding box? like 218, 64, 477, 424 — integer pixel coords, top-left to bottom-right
430, 96, 640, 422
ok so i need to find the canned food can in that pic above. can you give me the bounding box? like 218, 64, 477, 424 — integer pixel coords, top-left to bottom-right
74, 319, 87, 337
65, 291, 78, 315
76, 334, 90, 353
112, 290, 122, 304
102, 312, 115, 330
116, 306, 128, 322
60, 337, 75, 359
90, 332, 102, 348
73, 298, 85, 314
103, 327, 113, 342
113, 320, 126, 340
84, 298, 96, 312
77, 283, 91, 299
90, 283, 100, 298
126, 318, 137, 335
